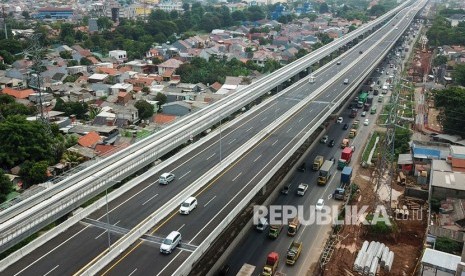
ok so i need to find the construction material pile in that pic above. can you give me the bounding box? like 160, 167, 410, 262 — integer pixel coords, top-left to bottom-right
353, 240, 394, 275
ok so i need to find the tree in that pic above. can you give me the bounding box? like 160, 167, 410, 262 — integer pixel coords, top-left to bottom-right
59, 51, 73, 59
0, 50, 15, 64
433, 55, 447, 67
452, 64, 465, 86
0, 94, 34, 118
53, 98, 88, 119
435, 237, 462, 254
19, 161, 49, 188
142, 86, 150, 93
80, 57, 93, 66
434, 87, 465, 135
319, 3, 329, 14
0, 171, 13, 203
134, 100, 154, 119
21, 11, 30, 19
0, 116, 55, 168
155, 92, 168, 107
60, 151, 84, 168
247, 6, 266, 21
97, 17, 113, 31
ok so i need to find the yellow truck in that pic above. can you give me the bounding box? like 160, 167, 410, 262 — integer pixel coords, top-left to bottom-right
349, 128, 357, 138
313, 155, 324, 171
262, 252, 279, 276
287, 217, 300, 236
286, 240, 302, 265
318, 160, 334, 185
352, 120, 360, 129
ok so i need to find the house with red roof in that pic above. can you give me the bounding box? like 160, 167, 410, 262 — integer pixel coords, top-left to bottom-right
1, 87, 35, 99
77, 131, 101, 148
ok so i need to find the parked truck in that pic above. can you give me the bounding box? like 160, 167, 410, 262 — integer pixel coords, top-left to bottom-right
287, 216, 300, 236
237, 264, 256, 276
262, 252, 279, 276
333, 167, 353, 200
341, 138, 349, 149
286, 241, 302, 265
349, 128, 357, 138
337, 147, 353, 170
268, 225, 283, 239
318, 160, 334, 185
313, 155, 324, 171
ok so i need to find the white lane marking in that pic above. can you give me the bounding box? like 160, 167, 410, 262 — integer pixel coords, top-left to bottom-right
13, 180, 158, 275
254, 155, 262, 163
228, 138, 236, 145
232, 172, 242, 182
142, 194, 159, 206
276, 108, 280, 112
286, 127, 293, 133
245, 127, 253, 132
177, 224, 185, 232
114, 220, 120, 226
298, 117, 303, 122
128, 268, 138, 276
43, 265, 59, 276
204, 196, 216, 207
179, 170, 191, 180
272, 140, 278, 146
260, 117, 267, 122
156, 251, 183, 276
95, 230, 108, 240
206, 153, 216, 160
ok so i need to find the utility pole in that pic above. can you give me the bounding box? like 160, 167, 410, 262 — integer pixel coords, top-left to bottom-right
2, 5, 7, 39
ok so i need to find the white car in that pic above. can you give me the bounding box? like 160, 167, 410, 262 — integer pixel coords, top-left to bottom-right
364, 119, 369, 126
160, 231, 181, 254
256, 217, 269, 231
159, 172, 175, 185
297, 183, 308, 196
361, 111, 366, 117
179, 197, 197, 215
316, 199, 324, 211
337, 117, 343, 124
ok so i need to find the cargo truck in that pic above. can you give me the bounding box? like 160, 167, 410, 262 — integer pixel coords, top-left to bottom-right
287, 217, 300, 236
337, 147, 353, 170
334, 167, 352, 200
349, 128, 357, 138
318, 160, 334, 185
370, 105, 377, 114
359, 92, 368, 104
341, 138, 349, 149
352, 120, 359, 129
363, 103, 371, 111
262, 252, 279, 276
237, 263, 256, 276
313, 155, 324, 171
367, 95, 374, 104
268, 225, 283, 239
286, 241, 302, 265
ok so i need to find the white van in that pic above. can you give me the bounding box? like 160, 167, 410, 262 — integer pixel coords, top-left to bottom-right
160, 231, 181, 254
159, 172, 175, 185
179, 197, 197, 215
343, 78, 349, 85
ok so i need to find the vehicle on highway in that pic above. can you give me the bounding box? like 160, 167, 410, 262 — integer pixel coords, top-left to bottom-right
313, 155, 324, 171
281, 183, 291, 195
361, 111, 366, 117
160, 231, 181, 254
343, 78, 349, 85
359, 50, 363, 54
315, 199, 324, 211
256, 217, 269, 232
287, 217, 300, 236
268, 225, 283, 239
328, 139, 335, 147
262, 252, 279, 276
364, 118, 369, 125
297, 162, 306, 172
343, 123, 349, 130
179, 197, 197, 215
337, 117, 343, 123
286, 240, 302, 265
296, 183, 308, 196
320, 135, 329, 144
337, 61, 341, 65
237, 263, 255, 276
159, 172, 175, 185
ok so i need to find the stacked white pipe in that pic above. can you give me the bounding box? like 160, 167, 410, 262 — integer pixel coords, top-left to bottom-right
353, 240, 395, 274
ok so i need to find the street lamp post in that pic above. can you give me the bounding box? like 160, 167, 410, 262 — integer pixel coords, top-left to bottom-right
105, 188, 111, 251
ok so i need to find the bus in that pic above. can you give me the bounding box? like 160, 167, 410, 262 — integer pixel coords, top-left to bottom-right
370, 105, 377, 114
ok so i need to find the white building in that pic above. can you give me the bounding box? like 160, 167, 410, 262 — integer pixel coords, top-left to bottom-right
109, 50, 127, 62
156, 1, 184, 12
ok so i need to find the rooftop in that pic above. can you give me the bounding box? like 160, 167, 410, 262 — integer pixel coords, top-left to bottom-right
421, 248, 460, 273
431, 170, 465, 191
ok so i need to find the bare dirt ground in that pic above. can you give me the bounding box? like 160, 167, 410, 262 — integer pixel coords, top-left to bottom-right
319, 168, 427, 276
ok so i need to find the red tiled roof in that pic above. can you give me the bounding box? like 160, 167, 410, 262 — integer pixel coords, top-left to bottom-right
210, 82, 222, 91
162, 69, 174, 78
97, 67, 119, 75
1, 87, 35, 99
118, 91, 128, 98
452, 158, 465, 169
153, 113, 176, 124
78, 131, 101, 148
94, 144, 117, 156
87, 56, 99, 64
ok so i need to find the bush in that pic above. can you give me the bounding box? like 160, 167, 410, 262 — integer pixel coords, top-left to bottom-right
366, 213, 393, 235
435, 237, 462, 254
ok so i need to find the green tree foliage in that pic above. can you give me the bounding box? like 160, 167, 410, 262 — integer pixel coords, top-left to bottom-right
369, 5, 386, 17
97, 17, 113, 31
134, 100, 155, 119
394, 127, 412, 157
433, 55, 447, 67
427, 15, 465, 46
59, 51, 73, 59
0, 39, 24, 56
434, 87, 465, 135
435, 237, 463, 254
80, 57, 93, 65
0, 171, 13, 203
0, 50, 15, 64
19, 161, 49, 188
319, 3, 329, 14
0, 116, 55, 168
452, 64, 465, 86
155, 92, 168, 107
0, 94, 34, 118
53, 98, 88, 119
